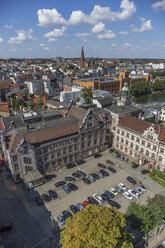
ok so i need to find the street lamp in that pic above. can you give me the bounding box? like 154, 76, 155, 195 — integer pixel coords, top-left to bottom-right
50, 216, 54, 230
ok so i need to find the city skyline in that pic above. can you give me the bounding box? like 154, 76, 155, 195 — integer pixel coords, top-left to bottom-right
0, 0, 165, 59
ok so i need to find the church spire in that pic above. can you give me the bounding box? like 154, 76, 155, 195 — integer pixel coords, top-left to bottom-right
81, 46, 85, 64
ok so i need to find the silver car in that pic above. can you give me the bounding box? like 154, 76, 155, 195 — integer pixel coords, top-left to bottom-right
95, 171, 104, 178
86, 175, 96, 182
134, 186, 143, 195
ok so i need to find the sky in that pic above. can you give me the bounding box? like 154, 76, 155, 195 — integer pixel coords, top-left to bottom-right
0, 0, 165, 59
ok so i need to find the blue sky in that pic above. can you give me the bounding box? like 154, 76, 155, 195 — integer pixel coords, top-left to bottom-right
0, 0, 165, 58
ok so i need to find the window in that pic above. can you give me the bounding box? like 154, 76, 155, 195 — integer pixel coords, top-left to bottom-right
142, 140, 145, 146
151, 153, 155, 159
126, 133, 129, 138
117, 129, 120, 134
159, 156, 162, 162
147, 143, 151, 148
129, 150, 132, 156
14, 164, 19, 171
121, 138, 124, 143
51, 153, 54, 159
117, 136, 119, 141
131, 135, 134, 140
43, 147, 48, 153
153, 146, 156, 151
146, 150, 149, 156
125, 148, 127, 153
23, 157, 32, 164
135, 145, 139, 151
121, 131, 124, 136
140, 148, 144, 153
13, 156, 17, 162
130, 142, 133, 148
113, 126, 116, 131
126, 140, 128, 145
136, 138, 140, 143
160, 148, 164, 154
120, 145, 123, 150
25, 166, 32, 172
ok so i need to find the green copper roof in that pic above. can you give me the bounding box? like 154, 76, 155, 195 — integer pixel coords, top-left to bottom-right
122, 82, 129, 91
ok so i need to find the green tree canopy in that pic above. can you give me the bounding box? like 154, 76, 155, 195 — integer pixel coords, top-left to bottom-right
81, 87, 93, 104
129, 81, 150, 97
126, 195, 165, 235
60, 205, 133, 248
151, 79, 165, 92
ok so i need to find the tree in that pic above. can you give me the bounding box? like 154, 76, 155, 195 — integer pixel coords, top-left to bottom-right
129, 81, 150, 97
60, 205, 133, 248
81, 87, 93, 104
151, 79, 165, 92
126, 195, 165, 235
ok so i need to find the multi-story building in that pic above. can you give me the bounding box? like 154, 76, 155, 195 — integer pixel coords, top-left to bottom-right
113, 115, 165, 172
1, 104, 111, 182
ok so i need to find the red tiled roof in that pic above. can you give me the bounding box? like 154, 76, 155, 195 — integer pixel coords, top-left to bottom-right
67, 104, 87, 127
0, 102, 9, 113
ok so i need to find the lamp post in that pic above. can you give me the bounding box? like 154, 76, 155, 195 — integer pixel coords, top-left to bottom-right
50, 215, 54, 230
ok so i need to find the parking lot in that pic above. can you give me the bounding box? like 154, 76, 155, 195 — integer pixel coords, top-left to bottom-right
34, 149, 164, 228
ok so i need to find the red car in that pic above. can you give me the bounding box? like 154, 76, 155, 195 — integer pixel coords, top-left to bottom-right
83, 201, 89, 207
0, 222, 12, 232
97, 163, 106, 169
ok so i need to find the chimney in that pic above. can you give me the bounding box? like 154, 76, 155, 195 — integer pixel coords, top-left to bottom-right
26, 124, 30, 130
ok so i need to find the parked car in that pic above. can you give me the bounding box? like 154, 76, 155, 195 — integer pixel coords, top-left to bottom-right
70, 205, 80, 214
140, 169, 150, 174
107, 200, 121, 209
83, 200, 89, 207
57, 215, 65, 226
55, 181, 66, 187
82, 177, 91, 184
106, 160, 113, 165
72, 172, 81, 178
76, 170, 86, 177
134, 186, 143, 195
68, 183, 78, 191
107, 166, 116, 173
127, 176, 137, 185
86, 175, 96, 182
95, 171, 104, 178
77, 160, 85, 165
87, 197, 99, 205
124, 157, 129, 162
140, 185, 147, 192
94, 153, 102, 158
132, 163, 139, 169
64, 176, 76, 182
35, 196, 44, 205
100, 193, 109, 201
123, 192, 133, 200
118, 183, 127, 191
91, 172, 100, 180
97, 163, 106, 168
62, 211, 72, 220
115, 186, 124, 193
76, 203, 85, 210
62, 185, 71, 193
109, 149, 114, 153
128, 189, 140, 198
66, 163, 77, 169
44, 174, 57, 180
42, 193, 52, 203
109, 188, 118, 196
116, 153, 121, 158
100, 169, 109, 176
48, 190, 58, 199
0, 221, 12, 232
93, 194, 103, 204
104, 191, 115, 199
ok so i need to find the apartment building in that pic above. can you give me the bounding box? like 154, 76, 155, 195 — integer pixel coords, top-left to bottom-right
1, 104, 111, 182
113, 115, 165, 172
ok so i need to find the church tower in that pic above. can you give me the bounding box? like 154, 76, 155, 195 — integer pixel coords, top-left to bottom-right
80, 46, 85, 70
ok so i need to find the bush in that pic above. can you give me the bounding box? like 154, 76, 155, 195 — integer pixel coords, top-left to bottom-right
149, 169, 165, 187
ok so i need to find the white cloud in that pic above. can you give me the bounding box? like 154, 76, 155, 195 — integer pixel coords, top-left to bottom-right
37, 1, 136, 27
75, 32, 90, 37
163, 44, 165, 47
92, 23, 105, 33
97, 30, 116, 40
0, 37, 3, 43
119, 31, 128, 35
8, 28, 36, 44
28, 48, 32, 51
5, 25, 13, 29
116, 0, 136, 20
131, 18, 153, 32
121, 42, 131, 48
48, 38, 59, 42
44, 26, 67, 38
81, 38, 88, 42
151, 0, 165, 11
111, 43, 117, 47
11, 48, 17, 52
37, 8, 67, 27
44, 47, 50, 50
40, 43, 45, 47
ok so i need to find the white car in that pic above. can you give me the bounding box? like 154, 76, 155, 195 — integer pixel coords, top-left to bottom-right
123, 192, 133, 200
134, 186, 143, 195
140, 185, 147, 192
118, 183, 127, 191
93, 194, 103, 204
128, 189, 140, 198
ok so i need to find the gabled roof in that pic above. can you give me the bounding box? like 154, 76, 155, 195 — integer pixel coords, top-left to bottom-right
67, 104, 87, 127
